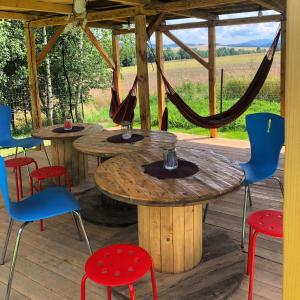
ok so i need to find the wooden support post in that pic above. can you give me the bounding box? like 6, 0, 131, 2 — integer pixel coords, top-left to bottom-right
156, 31, 165, 129
208, 23, 217, 138
112, 33, 122, 100
284, 1, 300, 298
280, 17, 286, 117
24, 22, 42, 129
135, 14, 151, 130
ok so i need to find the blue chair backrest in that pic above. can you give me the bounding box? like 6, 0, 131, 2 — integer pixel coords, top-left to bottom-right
246, 113, 284, 168
0, 156, 11, 213
0, 105, 13, 142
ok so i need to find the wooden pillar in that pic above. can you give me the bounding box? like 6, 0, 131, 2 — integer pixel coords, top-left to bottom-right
135, 14, 151, 130
280, 17, 286, 117
112, 33, 122, 100
284, 1, 300, 299
156, 31, 165, 129
24, 22, 42, 129
208, 23, 217, 138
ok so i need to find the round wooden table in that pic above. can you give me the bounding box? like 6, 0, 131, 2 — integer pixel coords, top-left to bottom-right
32, 123, 103, 186
73, 129, 177, 226
95, 147, 244, 273
73, 129, 177, 159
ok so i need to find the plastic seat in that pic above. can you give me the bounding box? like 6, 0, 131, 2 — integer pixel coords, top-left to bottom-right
0, 156, 92, 300
81, 244, 158, 300
5, 157, 38, 201
247, 210, 283, 300
30, 166, 71, 231
0, 105, 50, 164
239, 113, 284, 248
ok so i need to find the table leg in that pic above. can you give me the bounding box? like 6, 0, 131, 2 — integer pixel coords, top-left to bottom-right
51, 138, 87, 186
138, 204, 203, 273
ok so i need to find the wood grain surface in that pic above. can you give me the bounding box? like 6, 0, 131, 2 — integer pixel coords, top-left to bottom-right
73, 129, 177, 157
95, 147, 244, 207
31, 123, 103, 140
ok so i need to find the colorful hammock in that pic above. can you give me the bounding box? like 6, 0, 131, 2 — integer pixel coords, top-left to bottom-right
158, 28, 281, 130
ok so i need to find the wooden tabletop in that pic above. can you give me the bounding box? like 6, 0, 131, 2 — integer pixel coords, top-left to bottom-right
31, 123, 103, 140
95, 147, 244, 207
73, 129, 177, 157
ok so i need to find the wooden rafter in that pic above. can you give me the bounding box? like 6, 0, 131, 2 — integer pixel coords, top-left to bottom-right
147, 13, 166, 37
164, 30, 209, 69
36, 25, 66, 68
82, 26, 115, 69
0, 11, 36, 20
108, 0, 150, 6
172, 9, 218, 20
251, 0, 285, 12
0, 0, 73, 14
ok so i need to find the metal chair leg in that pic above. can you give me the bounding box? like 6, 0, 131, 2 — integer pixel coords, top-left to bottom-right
72, 212, 83, 241
73, 211, 92, 255
0, 219, 14, 265
14, 147, 18, 159
5, 221, 31, 300
42, 143, 51, 166
241, 186, 249, 249
203, 204, 209, 223
23, 148, 30, 177
248, 185, 253, 207
272, 176, 284, 196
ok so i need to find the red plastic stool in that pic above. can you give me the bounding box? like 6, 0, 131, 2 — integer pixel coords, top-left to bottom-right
5, 157, 38, 201
81, 244, 158, 300
247, 210, 283, 300
30, 166, 71, 231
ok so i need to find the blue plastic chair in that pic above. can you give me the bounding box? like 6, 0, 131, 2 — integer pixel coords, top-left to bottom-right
240, 113, 284, 248
0, 105, 50, 164
0, 156, 92, 300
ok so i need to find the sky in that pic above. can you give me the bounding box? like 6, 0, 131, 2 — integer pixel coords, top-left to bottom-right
151, 11, 280, 45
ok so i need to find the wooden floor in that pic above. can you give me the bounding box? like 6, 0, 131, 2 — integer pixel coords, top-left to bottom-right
0, 133, 283, 300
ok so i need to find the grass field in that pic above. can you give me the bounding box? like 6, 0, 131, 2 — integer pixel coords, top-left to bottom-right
86, 52, 281, 140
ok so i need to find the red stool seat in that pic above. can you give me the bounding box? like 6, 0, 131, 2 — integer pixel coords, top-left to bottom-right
30, 166, 67, 180
247, 210, 283, 238
81, 244, 158, 300
247, 210, 283, 300
5, 157, 36, 168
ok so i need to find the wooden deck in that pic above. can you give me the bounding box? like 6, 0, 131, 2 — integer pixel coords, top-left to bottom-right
0, 133, 283, 299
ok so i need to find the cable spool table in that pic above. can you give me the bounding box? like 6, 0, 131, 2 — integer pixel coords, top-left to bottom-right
95, 147, 244, 273
73, 129, 177, 226
32, 123, 103, 186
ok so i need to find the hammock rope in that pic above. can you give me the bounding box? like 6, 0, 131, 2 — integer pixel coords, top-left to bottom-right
158, 28, 281, 130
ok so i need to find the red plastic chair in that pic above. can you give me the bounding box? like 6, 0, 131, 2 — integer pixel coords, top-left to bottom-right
30, 166, 71, 231
247, 210, 283, 300
81, 244, 158, 300
5, 157, 38, 201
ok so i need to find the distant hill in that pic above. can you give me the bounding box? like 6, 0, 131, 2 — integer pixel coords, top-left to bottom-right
224, 39, 273, 48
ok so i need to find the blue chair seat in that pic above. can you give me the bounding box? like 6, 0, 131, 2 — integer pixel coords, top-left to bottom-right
0, 137, 43, 149
9, 187, 80, 222
240, 162, 277, 186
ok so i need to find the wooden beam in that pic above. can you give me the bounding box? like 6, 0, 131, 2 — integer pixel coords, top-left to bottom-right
112, 34, 122, 100
24, 23, 42, 130
280, 18, 286, 117
36, 25, 66, 68
113, 28, 135, 35
0, 11, 36, 21
208, 24, 217, 138
172, 9, 218, 20
135, 14, 151, 130
147, 13, 166, 38
159, 14, 282, 31
0, 0, 72, 14
164, 30, 209, 69
283, 0, 300, 298
108, 0, 150, 5
251, 0, 285, 12
82, 26, 115, 69
156, 31, 165, 129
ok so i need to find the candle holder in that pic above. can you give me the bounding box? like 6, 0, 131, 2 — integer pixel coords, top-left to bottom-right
64, 117, 72, 131
121, 121, 132, 139
163, 146, 178, 170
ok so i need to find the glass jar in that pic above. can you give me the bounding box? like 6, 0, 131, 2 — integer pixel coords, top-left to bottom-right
163, 147, 178, 170
64, 117, 72, 131
121, 121, 132, 139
